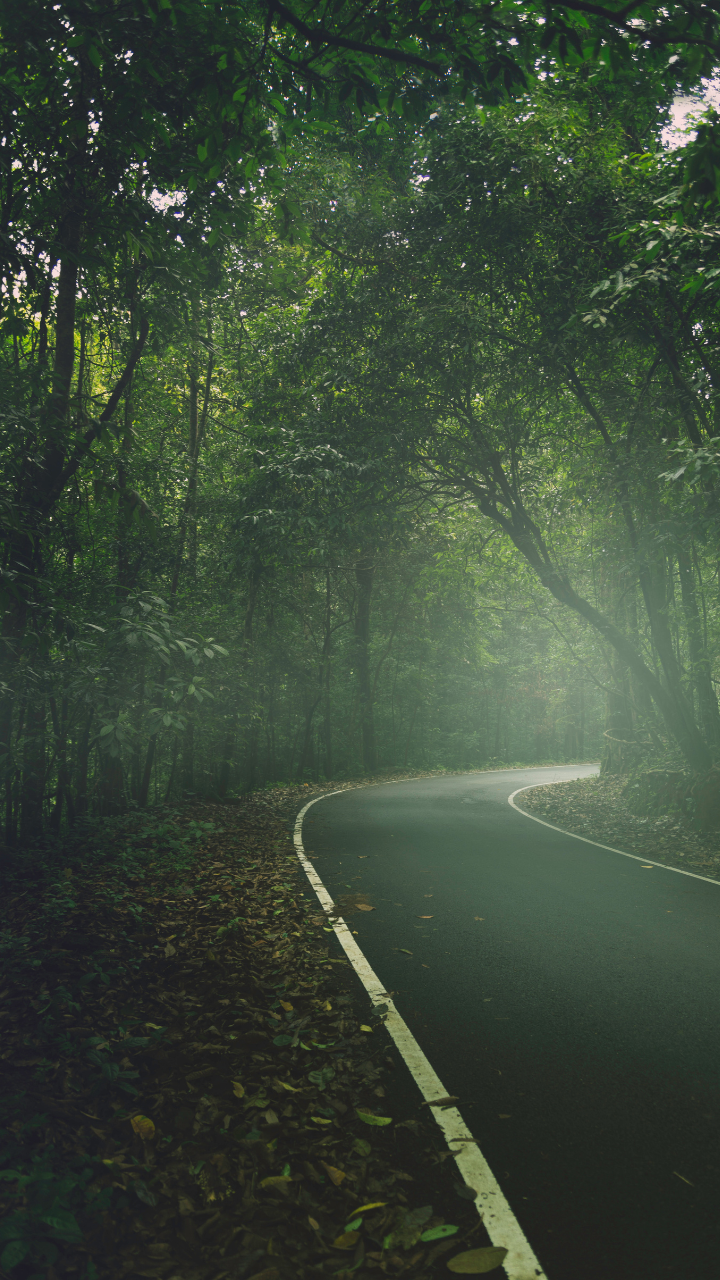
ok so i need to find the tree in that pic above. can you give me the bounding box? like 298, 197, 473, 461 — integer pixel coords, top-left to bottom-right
275, 73, 720, 771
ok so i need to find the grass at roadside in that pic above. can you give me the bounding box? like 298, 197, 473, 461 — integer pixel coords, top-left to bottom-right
0, 786, 499, 1280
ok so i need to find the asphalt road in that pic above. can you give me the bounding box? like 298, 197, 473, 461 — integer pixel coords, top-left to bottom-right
302, 766, 720, 1280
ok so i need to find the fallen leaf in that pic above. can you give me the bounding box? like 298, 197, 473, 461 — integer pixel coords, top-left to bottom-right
130, 1115, 155, 1141
422, 964, 430, 968
260, 1176, 292, 1191
640, 865, 654, 869
416, 915, 434, 919
352, 1140, 372, 1158
232, 1080, 245, 1098
310, 1116, 333, 1125
421, 1096, 458, 1108
498, 1114, 511, 1119
275, 1078, 300, 1092
360, 1024, 372, 1032
355, 1201, 386, 1213
474, 917, 484, 921
421, 1225, 458, 1241
333, 1230, 360, 1250
396, 948, 413, 955
322, 1162, 346, 1186
447, 1247, 508, 1273
673, 1170, 694, 1186
308, 1216, 320, 1230
280, 1000, 293, 1012
164, 942, 176, 957
133, 1178, 156, 1206
264, 1108, 279, 1125
356, 903, 375, 912
356, 1109, 392, 1127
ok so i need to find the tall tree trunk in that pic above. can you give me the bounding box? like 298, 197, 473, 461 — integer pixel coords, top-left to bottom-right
181, 720, 195, 794
354, 558, 376, 773
322, 571, 333, 779
20, 699, 46, 843
170, 306, 214, 604
0, 695, 14, 845
138, 732, 157, 809
48, 694, 69, 832
97, 751, 125, 816
296, 695, 321, 781
74, 709, 93, 819
677, 543, 720, 752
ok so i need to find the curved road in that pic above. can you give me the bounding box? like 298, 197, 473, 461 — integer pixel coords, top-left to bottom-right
302, 766, 720, 1280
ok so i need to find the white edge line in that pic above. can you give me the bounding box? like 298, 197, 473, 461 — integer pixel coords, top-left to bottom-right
294, 788, 548, 1280
508, 785, 720, 887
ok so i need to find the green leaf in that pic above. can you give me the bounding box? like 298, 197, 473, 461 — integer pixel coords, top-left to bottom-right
446, 1247, 508, 1273
355, 1108, 392, 1127
40, 1210, 82, 1242
352, 1138, 371, 1156
273, 1034, 293, 1046
308, 1066, 335, 1089
1, 1240, 29, 1270
421, 1224, 458, 1241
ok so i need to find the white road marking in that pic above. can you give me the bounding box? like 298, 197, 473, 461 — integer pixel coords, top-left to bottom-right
508, 786, 720, 887
294, 790, 548, 1280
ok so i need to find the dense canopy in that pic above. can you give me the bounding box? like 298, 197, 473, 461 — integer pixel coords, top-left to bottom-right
2, 0, 720, 841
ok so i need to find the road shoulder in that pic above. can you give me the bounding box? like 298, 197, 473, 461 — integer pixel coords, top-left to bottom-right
515, 773, 720, 881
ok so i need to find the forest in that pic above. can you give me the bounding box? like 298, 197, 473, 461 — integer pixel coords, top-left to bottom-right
5, 8, 720, 1280
3, 0, 720, 842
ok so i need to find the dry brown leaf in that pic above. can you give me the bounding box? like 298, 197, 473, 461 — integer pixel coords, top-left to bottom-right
356, 903, 375, 911
447, 1247, 508, 1273
321, 1161, 346, 1186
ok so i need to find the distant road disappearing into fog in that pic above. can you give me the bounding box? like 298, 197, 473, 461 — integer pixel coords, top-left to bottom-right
303, 766, 720, 1280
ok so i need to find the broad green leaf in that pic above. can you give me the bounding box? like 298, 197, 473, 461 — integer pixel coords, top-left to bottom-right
422, 1224, 458, 1241
1, 1240, 28, 1270
355, 1108, 392, 1126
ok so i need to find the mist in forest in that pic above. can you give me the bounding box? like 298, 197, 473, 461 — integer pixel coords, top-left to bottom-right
2, 0, 719, 843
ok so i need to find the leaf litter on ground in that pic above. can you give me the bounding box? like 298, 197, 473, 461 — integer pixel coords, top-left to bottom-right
517, 774, 720, 879
0, 781, 499, 1279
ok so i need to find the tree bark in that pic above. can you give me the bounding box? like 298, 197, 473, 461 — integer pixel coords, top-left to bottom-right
19, 699, 46, 843
354, 558, 377, 773
677, 543, 720, 750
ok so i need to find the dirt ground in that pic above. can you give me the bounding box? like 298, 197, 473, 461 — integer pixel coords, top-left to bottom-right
0, 781, 502, 1280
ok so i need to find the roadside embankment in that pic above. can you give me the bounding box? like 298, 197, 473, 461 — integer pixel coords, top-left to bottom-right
516, 773, 720, 881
